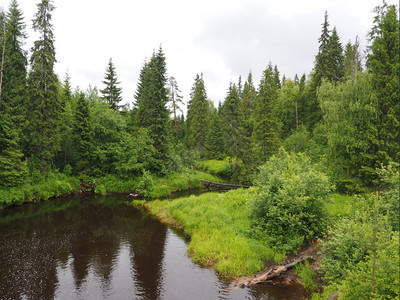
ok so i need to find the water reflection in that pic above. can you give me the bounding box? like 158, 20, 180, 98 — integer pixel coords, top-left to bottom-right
0, 194, 305, 299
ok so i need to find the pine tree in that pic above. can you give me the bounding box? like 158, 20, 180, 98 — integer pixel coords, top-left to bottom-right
251, 63, 281, 162
27, 0, 60, 174
134, 47, 171, 174
239, 72, 256, 145
186, 74, 209, 155
100, 58, 123, 110
167, 76, 183, 136
367, 2, 399, 169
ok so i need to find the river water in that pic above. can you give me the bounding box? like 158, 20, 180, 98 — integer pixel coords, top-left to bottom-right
0, 194, 306, 300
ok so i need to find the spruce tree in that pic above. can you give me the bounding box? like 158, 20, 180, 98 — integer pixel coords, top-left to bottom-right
239, 72, 256, 146
74, 92, 92, 175
134, 47, 171, 174
101, 58, 123, 110
314, 10, 331, 87
367, 2, 399, 169
327, 27, 344, 82
27, 0, 60, 174
343, 38, 362, 79
204, 110, 224, 159
251, 63, 281, 162
186, 74, 209, 155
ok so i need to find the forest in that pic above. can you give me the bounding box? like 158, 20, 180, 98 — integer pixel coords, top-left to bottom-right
0, 0, 399, 298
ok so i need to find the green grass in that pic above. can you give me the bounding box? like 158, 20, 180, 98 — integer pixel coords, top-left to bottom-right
196, 160, 232, 178
325, 193, 353, 222
0, 173, 80, 209
150, 170, 223, 198
146, 187, 284, 278
295, 260, 317, 291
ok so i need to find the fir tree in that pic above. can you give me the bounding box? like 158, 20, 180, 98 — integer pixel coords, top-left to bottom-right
314, 10, 331, 87
186, 74, 209, 155
239, 72, 256, 145
101, 58, 123, 110
134, 47, 171, 174
221, 83, 243, 159
367, 2, 399, 170
204, 111, 224, 159
74, 92, 92, 175
327, 27, 344, 81
251, 63, 281, 162
343, 38, 362, 79
27, 0, 60, 174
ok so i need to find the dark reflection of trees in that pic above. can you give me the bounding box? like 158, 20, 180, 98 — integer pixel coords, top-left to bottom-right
0, 195, 167, 300
126, 210, 167, 300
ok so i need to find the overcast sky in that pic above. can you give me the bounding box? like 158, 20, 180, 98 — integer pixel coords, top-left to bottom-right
4, 0, 398, 108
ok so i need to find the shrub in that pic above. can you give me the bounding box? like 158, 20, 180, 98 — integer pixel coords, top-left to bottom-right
251, 148, 332, 252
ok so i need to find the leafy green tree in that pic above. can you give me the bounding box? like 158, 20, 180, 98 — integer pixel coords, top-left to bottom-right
251, 149, 331, 252
186, 74, 209, 155
134, 47, 171, 174
27, 0, 60, 174
251, 63, 281, 162
100, 58, 123, 110
367, 2, 399, 168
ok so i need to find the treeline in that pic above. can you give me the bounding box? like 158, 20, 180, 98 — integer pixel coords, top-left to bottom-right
0, 0, 398, 196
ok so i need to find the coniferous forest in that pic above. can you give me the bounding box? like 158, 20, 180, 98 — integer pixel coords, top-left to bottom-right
0, 0, 399, 298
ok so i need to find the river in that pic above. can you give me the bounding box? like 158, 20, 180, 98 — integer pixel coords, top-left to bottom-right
0, 194, 306, 299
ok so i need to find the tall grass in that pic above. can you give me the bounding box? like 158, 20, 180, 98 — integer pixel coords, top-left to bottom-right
196, 160, 232, 178
0, 172, 80, 209
146, 188, 284, 278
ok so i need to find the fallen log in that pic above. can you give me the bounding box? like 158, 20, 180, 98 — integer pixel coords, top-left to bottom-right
221, 256, 312, 293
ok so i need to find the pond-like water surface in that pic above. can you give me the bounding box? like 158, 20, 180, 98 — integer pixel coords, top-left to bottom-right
0, 194, 306, 299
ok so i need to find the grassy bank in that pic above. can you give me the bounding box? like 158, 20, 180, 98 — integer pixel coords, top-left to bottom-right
0, 169, 222, 209
0, 172, 80, 209
196, 159, 232, 179
146, 188, 285, 278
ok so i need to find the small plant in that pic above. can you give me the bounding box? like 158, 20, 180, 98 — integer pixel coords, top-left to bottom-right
295, 260, 316, 291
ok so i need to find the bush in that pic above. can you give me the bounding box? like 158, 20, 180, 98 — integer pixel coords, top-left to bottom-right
251, 148, 332, 252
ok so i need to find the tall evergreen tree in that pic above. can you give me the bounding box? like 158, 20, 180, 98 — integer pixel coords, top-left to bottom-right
74, 92, 92, 175
239, 72, 257, 144
27, 0, 60, 174
101, 58, 123, 110
204, 110, 224, 159
186, 74, 209, 155
134, 47, 171, 174
367, 2, 399, 168
221, 83, 244, 159
314, 10, 331, 87
327, 27, 344, 82
343, 38, 362, 79
251, 63, 281, 162
167, 76, 183, 136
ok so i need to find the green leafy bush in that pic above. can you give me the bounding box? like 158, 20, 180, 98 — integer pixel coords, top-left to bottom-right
251, 148, 332, 252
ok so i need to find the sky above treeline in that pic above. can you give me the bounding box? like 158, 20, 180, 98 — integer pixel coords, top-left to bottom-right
5, 0, 399, 108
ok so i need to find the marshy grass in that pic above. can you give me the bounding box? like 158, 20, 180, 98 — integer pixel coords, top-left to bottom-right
196, 160, 232, 178
146, 188, 284, 278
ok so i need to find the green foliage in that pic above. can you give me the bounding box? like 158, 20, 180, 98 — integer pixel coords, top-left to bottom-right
295, 260, 316, 291
251, 149, 332, 252
204, 110, 224, 159
196, 159, 231, 179
0, 171, 80, 209
146, 188, 282, 277
283, 125, 321, 162
136, 170, 154, 197
319, 192, 399, 299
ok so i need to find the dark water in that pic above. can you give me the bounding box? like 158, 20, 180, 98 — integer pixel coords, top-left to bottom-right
0, 194, 306, 300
